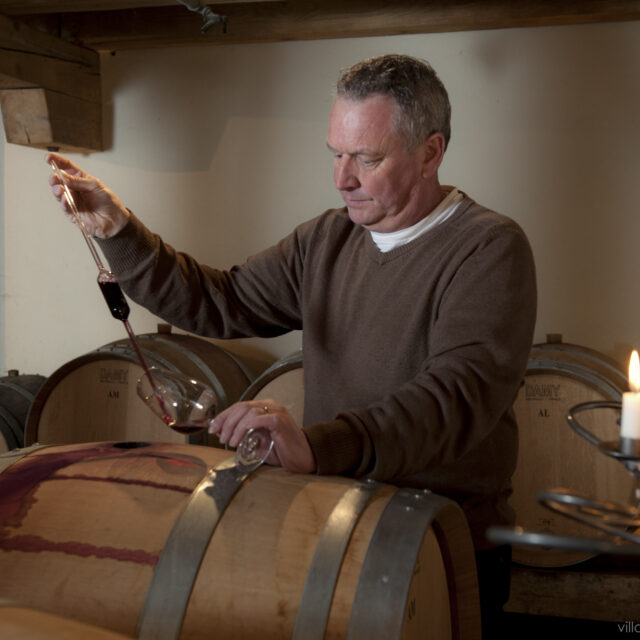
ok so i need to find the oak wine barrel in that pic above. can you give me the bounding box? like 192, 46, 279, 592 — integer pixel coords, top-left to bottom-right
24, 326, 254, 448
0, 601, 132, 640
240, 350, 304, 426
0, 441, 480, 640
0, 371, 46, 453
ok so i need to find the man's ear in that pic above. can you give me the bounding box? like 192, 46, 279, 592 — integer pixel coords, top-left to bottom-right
421, 132, 446, 179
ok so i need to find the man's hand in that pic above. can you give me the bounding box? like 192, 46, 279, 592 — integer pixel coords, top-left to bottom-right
46, 152, 130, 239
209, 400, 316, 473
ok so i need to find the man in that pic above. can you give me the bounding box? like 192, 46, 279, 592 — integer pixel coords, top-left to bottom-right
48, 54, 536, 635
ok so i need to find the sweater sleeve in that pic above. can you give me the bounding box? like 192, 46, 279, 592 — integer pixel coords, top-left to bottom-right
96, 212, 305, 338
305, 221, 537, 483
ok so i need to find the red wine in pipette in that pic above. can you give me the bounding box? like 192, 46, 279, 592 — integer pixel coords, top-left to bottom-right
98, 279, 130, 321
97, 276, 149, 377
97, 276, 173, 425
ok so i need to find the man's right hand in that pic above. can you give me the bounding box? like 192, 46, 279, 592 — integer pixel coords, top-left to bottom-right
209, 399, 317, 474
46, 152, 130, 239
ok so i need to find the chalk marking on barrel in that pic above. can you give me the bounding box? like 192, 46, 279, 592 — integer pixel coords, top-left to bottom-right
407, 597, 416, 621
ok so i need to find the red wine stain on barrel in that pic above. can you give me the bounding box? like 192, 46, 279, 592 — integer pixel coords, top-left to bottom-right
48, 473, 194, 494
0, 445, 206, 564
1, 534, 159, 565
0, 445, 108, 528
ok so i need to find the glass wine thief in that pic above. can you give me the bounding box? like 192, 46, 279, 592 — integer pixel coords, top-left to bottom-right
51, 159, 273, 469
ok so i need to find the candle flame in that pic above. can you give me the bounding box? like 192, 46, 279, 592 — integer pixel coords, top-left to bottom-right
630, 350, 640, 393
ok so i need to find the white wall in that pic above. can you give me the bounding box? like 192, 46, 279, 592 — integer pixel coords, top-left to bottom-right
2, 20, 640, 377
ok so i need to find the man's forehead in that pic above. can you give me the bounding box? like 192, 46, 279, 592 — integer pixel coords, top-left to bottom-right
327, 95, 400, 150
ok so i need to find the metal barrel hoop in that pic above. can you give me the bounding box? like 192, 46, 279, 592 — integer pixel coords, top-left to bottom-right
345, 489, 451, 640
292, 479, 382, 640
137, 456, 262, 640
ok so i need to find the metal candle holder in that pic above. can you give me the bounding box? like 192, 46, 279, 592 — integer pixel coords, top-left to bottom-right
487, 400, 640, 556
532, 400, 640, 548
566, 400, 640, 474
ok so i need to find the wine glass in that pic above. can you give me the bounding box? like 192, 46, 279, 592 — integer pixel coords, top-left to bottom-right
137, 367, 274, 469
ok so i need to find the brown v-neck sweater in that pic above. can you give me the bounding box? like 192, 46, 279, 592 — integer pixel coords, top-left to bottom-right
98, 195, 536, 548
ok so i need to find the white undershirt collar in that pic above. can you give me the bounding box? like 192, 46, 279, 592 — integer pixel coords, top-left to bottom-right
370, 187, 463, 253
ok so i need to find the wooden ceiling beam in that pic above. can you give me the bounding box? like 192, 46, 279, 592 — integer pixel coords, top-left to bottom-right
0, 14, 102, 151
0, 0, 279, 15
12, 0, 640, 52
1, 0, 638, 151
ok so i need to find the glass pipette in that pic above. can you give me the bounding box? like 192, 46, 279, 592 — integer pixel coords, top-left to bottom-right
50, 161, 274, 463
49, 161, 108, 274
49, 160, 169, 421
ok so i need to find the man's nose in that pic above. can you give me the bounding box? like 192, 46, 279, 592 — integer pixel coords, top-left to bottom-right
334, 158, 359, 190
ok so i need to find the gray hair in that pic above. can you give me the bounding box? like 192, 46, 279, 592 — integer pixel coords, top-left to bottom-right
336, 54, 451, 151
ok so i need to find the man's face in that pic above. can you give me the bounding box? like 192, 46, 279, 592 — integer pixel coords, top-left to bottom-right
326, 94, 435, 233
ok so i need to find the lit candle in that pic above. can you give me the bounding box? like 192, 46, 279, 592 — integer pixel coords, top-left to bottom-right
621, 350, 640, 440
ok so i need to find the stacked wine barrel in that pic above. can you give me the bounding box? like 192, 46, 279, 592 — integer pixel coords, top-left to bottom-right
240, 351, 304, 426
25, 326, 254, 448
0, 371, 46, 453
